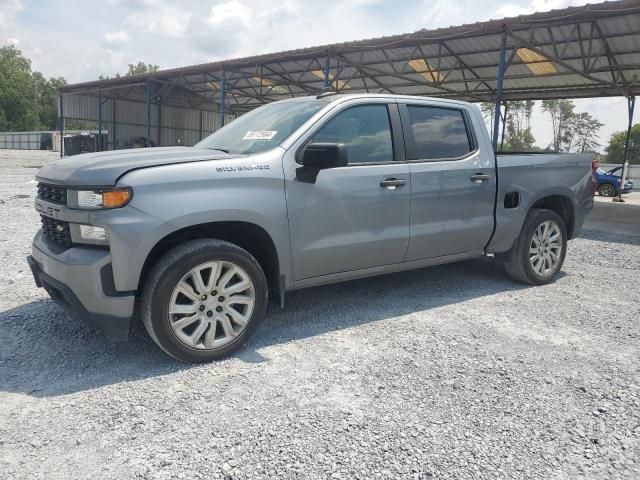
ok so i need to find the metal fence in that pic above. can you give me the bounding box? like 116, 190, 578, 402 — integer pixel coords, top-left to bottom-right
0, 132, 52, 150
61, 94, 236, 150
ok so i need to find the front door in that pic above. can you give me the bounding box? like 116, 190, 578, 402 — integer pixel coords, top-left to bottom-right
285, 103, 411, 280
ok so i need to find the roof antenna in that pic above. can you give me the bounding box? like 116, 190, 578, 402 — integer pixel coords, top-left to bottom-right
316, 87, 339, 99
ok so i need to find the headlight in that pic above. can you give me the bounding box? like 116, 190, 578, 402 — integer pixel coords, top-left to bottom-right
72, 188, 131, 209
77, 191, 103, 208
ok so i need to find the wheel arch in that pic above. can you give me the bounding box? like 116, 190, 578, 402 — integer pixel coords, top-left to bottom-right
529, 194, 576, 239
138, 221, 282, 300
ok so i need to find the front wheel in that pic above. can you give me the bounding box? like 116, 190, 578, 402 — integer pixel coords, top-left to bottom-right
598, 183, 617, 197
499, 209, 567, 285
141, 239, 268, 362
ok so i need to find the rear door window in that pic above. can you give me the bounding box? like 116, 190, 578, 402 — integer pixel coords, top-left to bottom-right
406, 106, 473, 160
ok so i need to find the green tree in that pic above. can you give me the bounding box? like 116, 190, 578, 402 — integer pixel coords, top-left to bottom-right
32, 72, 67, 130
605, 124, 640, 165
570, 112, 603, 153
542, 99, 602, 152
99, 62, 160, 79
503, 100, 536, 150
0, 46, 36, 131
98, 73, 117, 80
125, 62, 160, 76
482, 101, 537, 150
0, 45, 67, 131
480, 102, 496, 130
542, 99, 576, 151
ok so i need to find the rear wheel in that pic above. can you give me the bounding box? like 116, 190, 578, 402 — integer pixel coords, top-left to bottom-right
598, 183, 616, 197
499, 209, 567, 285
141, 239, 268, 362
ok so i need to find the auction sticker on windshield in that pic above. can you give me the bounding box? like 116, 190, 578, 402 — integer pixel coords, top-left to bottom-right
243, 131, 277, 140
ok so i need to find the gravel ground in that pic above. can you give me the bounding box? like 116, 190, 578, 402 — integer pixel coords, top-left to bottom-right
1, 150, 639, 479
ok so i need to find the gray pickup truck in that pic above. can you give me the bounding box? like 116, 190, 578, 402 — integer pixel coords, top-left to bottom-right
28, 93, 594, 362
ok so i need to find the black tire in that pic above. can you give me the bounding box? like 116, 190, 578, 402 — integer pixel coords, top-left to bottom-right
141, 239, 268, 363
598, 183, 617, 197
498, 208, 567, 285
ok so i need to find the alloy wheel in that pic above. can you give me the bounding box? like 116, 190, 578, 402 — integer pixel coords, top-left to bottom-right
529, 220, 563, 277
168, 261, 255, 350
599, 184, 616, 197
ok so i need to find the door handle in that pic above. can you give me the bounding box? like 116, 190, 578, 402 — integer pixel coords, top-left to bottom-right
380, 178, 406, 189
470, 173, 491, 183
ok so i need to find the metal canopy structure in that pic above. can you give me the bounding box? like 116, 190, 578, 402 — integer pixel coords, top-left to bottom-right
62, 1, 640, 107
58, 0, 640, 163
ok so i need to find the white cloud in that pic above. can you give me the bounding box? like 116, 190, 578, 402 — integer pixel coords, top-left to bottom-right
258, 0, 302, 18
6, 37, 19, 46
104, 30, 130, 44
125, 6, 191, 38
497, 0, 584, 18
419, 0, 466, 29
208, 0, 252, 25
0, 0, 22, 29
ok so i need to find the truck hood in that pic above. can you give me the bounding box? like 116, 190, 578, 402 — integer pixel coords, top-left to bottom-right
36, 147, 239, 186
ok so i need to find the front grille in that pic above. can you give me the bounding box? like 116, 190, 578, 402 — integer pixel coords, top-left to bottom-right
38, 183, 67, 205
41, 215, 73, 248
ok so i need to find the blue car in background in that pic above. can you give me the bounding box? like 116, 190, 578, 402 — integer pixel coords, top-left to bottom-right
594, 166, 634, 196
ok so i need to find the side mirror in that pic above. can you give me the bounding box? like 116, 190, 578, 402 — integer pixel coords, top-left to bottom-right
297, 143, 348, 169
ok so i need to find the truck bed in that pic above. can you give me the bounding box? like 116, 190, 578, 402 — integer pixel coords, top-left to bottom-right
488, 152, 594, 253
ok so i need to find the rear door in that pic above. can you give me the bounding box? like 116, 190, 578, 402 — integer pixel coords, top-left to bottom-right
400, 102, 496, 261
285, 101, 411, 280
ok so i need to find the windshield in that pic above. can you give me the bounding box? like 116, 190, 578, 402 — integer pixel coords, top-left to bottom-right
195, 100, 328, 155
596, 168, 607, 175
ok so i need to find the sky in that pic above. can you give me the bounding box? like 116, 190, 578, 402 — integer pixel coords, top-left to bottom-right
2, 0, 638, 149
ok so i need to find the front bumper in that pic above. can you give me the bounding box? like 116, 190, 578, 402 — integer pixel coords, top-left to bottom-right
29, 231, 135, 340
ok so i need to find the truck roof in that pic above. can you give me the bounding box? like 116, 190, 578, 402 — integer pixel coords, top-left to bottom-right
276, 93, 475, 108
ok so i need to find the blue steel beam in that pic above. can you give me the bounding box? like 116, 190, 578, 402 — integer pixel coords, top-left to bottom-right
617, 96, 636, 202
97, 91, 103, 151
323, 52, 331, 88
59, 95, 64, 158
146, 81, 151, 147
220, 73, 227, 128
492, 30, 507, 151
112, 98, 116, 150
500, 101, 508, 152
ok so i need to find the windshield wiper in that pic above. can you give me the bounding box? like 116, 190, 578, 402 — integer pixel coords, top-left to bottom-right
206, 147, 230, 153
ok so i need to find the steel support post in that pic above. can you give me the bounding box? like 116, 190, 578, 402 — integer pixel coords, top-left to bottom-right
59, 95, 64, 157
323, 52, 331, 89
157, 103, 162, 146
616, 96, 636, 202
220, 73, 226, 128
112, 98, 116, 150
97, 91, 103, 151
500, 101, 509, 152
492, 31, 507, 151
146, 81, 151, 147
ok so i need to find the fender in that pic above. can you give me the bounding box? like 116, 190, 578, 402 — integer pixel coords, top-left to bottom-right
103, 151, 294, 292
488, 158, 591, 254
